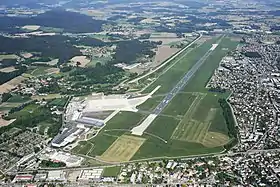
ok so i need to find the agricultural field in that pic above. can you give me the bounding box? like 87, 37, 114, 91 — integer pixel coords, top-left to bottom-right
98, 135, 146, 162
73, 36, 238, 161
0, 95, 31, 112
0, 54, 19, 61
8, 104, 40, 119
28, 67, 59, 76
153, 45, 179, 66
28, 67, 51, 76
0, 118, 16, 127
31, 93, 61, 100
0, 76, 26, 93
0, 66, 17, 73
33, 59, 59, 66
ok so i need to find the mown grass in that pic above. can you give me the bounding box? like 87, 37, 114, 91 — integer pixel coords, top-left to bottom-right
162, 93, 196, 116
133, 135, 224, 160
183, 37, 239, 93
74, 37, 239, 161
72, 141, 93, 155
146, 116, 180, 140
85, 112, 146, 156
102, 166, 121, 177
49, 97, 68, 107
133, 37, 238, 159
143, 37, 219, 95
137, 96, 164, 112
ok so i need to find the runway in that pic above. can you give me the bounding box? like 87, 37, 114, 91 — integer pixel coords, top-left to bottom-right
131, 37, 223, 136
152, 42, 220, 115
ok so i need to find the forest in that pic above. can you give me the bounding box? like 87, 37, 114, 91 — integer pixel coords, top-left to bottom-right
0, 10, 106, 33
69, 63, 125, 84
111, 40, 158, 64
0, 35, 107, 64
0, 66, 27, 84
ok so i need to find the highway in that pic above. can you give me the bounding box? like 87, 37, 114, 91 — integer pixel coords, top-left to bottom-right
152, 36, 224, 115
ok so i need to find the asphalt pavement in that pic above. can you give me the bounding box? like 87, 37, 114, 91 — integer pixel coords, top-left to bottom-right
152, 38, 222, 115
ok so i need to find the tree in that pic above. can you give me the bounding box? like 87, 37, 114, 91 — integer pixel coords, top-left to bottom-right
76, 61, 81, 67
1, 92, 12, 102
34, 147, 40, 153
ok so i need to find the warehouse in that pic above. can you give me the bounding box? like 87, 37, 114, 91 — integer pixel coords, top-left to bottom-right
78, 169, 103, 181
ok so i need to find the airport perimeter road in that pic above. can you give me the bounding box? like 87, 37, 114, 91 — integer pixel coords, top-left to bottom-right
152, 36, 224, 115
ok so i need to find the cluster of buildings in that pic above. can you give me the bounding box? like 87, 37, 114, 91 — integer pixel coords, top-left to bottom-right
10, 167, 113, 185
5, 149, 280, 186
208, 34, 280, 152
0, 128, 48, 172
51, 96, 107, 148
38, 148, 84, 167
118, 150, 280, 186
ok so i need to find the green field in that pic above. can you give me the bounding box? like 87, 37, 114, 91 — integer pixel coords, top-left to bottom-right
137, 95, 164, 112
49, 97, 68, 107
38, 121, 52, 135
102, 166, 121, 177
162, 93, 196, 116
0, 95, 31, 112
86, 56, 111, 67
133, 36, 238, 158
143, 36, 220, 94
73, 111, 147, 156
31, 67, 51, 76
8, 104, 40, 119
73, 36, 238, 161
146, 116, 180, 140
6, 95, 31, 103
72, 141, 93, 155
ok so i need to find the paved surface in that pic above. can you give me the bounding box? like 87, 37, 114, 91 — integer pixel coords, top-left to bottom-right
131, 36, 224, 136
131, 114, 157, 136
152, 41, 221, 115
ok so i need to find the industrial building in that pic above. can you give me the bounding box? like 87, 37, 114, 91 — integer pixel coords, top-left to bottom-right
76, 117, 104, 127
47, 170, 66, 181
34, 173, 47, 182
41, 149, 84, 167
12, 174, 34, 183
51, 127, 86, 148
78, 169, 103, 181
